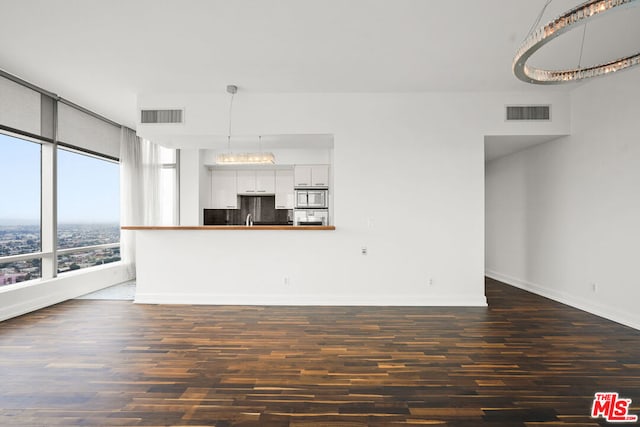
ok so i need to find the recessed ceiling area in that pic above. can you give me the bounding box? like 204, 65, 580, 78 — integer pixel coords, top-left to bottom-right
485, 135, 566, 162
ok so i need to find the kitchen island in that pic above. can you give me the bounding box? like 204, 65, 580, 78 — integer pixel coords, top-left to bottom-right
122, 225, 486, 307
122, 225, 335, 231
122, 225, 358, 306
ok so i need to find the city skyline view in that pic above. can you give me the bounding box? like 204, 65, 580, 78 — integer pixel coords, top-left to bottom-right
1, 132, 121, 286
0, 223, 121, 285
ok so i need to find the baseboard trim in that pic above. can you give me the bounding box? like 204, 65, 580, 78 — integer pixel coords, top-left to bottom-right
135, 292, 488, 307
485, 269, 640, 331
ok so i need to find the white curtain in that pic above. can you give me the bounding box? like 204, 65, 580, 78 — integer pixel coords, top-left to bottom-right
120, 128, 162, 277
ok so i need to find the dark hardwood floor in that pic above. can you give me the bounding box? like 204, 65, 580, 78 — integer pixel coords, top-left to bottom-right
1, 278, 639, 426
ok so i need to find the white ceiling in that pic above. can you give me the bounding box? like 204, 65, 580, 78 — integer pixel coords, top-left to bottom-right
0, 0, 638, 154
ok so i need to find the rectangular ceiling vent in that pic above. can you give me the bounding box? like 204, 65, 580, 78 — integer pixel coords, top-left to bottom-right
140, 108, 184, 124
506, 105, 550, 121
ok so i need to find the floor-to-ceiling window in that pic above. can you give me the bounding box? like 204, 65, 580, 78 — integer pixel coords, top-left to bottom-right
0, 72, 123, 286
0, 72, 179, 288
0, 133, 42, 285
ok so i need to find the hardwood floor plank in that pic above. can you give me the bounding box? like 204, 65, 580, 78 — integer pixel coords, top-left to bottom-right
1, 278, 639, 425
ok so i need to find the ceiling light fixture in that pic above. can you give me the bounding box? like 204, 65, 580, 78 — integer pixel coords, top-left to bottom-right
216, 85, 275, 165
513, 0, 640, 84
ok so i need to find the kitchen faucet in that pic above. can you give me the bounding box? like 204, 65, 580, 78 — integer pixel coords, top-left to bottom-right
245, 213, 253, 227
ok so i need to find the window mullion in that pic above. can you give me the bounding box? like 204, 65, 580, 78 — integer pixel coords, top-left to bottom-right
40, 101, 58, 279
40, 143, 56, 278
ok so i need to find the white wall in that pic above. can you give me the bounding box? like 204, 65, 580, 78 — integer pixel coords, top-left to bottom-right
0, 263, 132, 322
486, 69, 640, 329
136, 91, 570, 306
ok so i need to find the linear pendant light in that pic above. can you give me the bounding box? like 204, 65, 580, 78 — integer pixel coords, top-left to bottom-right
216, 85, 275, 165
216, 152, 275, 164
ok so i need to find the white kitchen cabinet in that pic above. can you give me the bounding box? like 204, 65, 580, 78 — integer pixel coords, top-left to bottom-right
237, 170, 275, 194
294, 164, 329, 187
275, 169, 294, 209
211, 169, 238, 209
294, 166, 312, 187
255, 170, 276, 194
236, 170, 257, 194
311, 165, 329, 187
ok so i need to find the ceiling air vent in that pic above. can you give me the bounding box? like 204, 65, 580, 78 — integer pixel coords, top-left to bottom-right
140, 109, 184, 124
506, 105, 550, 121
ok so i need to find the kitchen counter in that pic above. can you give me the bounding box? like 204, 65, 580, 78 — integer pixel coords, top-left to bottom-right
122, 225, 335, 230
123, 224, 340, 306
121, 225, 486, 307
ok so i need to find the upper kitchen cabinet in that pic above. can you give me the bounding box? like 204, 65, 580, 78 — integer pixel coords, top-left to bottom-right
275, 169, 294, 209
236, 170, 255, 194
237, 170, 275, 194
294, 165, 329, 188
211, 169, 238, 209
256, 170, 276, 194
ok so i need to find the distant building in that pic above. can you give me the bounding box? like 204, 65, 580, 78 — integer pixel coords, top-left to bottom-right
0, 272, 30, 286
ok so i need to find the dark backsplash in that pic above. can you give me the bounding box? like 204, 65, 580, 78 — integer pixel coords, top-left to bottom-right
204, 196, 292, 226
204, 209, 238, 226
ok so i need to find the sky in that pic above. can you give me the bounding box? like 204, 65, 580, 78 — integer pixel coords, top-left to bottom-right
0, 133, 119, 225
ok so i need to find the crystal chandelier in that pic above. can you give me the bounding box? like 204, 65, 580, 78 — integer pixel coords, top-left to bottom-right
216, 85, 275, 165
216, 137, 276, 165
513, 0, 640, 84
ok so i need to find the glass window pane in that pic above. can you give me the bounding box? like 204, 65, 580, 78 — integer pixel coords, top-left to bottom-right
158, 146, 177, 225
159, 168, 177, 225
57, 246, 120, 273
0, 133, 41, 285
57, 148, 120, 273
0, 259, 41, 285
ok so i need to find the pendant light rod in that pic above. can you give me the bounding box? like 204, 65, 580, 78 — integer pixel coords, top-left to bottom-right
226, 85, 237, 154
216, 85, 276, 165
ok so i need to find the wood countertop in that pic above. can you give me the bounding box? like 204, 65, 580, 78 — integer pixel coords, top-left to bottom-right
121, 225, 336, 231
